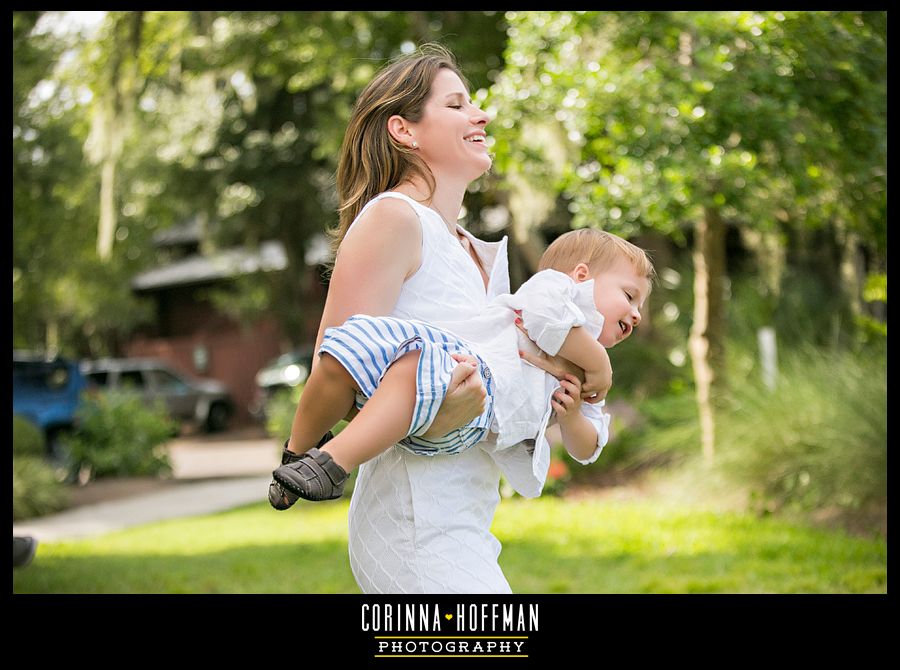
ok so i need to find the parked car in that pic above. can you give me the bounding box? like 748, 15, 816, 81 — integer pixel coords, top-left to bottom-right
13, 351, 88, 458
80, 358, 234, 432
249, 348, 314, 420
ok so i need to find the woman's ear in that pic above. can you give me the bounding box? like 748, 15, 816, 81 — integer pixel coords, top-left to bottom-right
387, 115, 415, 148
572, 262, 591, 283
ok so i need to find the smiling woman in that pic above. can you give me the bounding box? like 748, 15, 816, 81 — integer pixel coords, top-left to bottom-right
266, 44, 522, 594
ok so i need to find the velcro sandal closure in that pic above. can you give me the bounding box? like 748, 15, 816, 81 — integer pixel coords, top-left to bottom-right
269, 433, 337, 509
272, 447, 348, 501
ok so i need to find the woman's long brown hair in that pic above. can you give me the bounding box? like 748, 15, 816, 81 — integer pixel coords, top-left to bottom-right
330, 44, 466, 259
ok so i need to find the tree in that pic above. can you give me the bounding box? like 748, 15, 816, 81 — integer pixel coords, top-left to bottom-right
83, 11, 145, 261
489, 11, 886, 463
14, 11, 156, 356
14, 11, 510, 355
108, 11, 509, 342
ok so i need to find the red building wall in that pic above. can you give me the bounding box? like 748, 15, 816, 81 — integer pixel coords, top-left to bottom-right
125, 315, 284, 426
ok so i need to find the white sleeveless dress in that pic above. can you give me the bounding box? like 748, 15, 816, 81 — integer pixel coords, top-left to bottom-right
344, 191, 513, 593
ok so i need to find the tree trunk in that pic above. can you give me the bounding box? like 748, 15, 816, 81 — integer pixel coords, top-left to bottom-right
688, 206, 727, 466
835, 219, 864, 321
96, 11, 144, 262
506, 172, 557, 277
97, 152, 118, 260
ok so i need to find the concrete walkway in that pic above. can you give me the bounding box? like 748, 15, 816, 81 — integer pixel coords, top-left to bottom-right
13, 429, 280, 543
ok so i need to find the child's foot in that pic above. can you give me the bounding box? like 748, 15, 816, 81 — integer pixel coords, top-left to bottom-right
272, 447, 348, 502
268, 433, 334, 510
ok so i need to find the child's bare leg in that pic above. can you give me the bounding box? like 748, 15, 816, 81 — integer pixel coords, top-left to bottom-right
272, 350, 421, 503
318, 350, 420, 472
286, 353, 359, 455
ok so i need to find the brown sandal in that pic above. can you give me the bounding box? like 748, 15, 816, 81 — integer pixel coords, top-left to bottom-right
267, 432, 334, 510
272, 446, 348, 502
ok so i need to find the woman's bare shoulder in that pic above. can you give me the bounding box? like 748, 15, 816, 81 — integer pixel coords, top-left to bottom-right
339, 195, 422, 272
353, 195, 421, 235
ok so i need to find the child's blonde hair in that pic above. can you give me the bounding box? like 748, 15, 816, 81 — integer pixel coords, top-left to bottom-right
538, 229, 656, 289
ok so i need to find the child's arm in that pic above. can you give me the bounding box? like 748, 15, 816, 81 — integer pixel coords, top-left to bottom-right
555, 326, 612, 403
550, 373, 600, 462
512, 270, 610, 402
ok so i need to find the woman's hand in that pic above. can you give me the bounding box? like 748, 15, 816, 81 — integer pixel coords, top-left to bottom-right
420, 353, 486, 438
514, 311, 585, 379
515, 310, 606, 403
517, 346, 585, 382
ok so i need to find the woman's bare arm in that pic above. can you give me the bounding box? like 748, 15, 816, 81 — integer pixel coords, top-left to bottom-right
313, 198, 487, 432
313, 198, 422, 363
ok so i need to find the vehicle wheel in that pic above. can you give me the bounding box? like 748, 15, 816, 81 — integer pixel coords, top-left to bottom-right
206, 402, 231, 432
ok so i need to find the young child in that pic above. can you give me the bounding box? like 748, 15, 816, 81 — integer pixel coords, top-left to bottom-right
269, 228, 654, 508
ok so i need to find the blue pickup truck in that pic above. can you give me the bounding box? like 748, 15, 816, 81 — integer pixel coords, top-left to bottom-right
13, 351, 88, 458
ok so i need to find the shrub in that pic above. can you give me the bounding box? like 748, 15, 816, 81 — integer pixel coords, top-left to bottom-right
13, 456, 69, 520
715, 345, 886, 519
13, 414, 45, 457
598, 388, 702, 473
265, 384, 350, 441
64, 392, 176, 480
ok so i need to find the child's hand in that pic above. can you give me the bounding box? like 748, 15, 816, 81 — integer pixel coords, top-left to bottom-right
551, 373, 585, 424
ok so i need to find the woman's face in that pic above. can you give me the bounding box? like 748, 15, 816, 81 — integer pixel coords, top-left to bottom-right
408, 69, 492, 182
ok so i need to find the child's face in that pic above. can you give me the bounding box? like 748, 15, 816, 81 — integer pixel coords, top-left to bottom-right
587, 258, 650, 348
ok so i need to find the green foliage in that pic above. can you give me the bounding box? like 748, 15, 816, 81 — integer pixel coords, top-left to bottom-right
14, 12, 509, 357
263, 385, 302, 440
264, 384, 351, 442
14, 415, 46, 457
611, 389, 702, 472
13, 411, 70, 520
13, 12, 157, 356
65, 392, 176, 480
491, 11, 886, 243
716, 345, 886, 521
13, 456, 70, 521
490, 11, 887, 365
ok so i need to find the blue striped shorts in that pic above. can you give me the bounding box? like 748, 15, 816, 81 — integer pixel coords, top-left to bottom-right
318, 315, 495, 456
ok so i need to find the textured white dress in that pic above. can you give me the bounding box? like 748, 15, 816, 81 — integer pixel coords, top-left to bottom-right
345, 191, 513, 594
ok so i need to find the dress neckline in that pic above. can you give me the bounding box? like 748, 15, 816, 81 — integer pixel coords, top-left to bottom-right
386, 191, 491, 292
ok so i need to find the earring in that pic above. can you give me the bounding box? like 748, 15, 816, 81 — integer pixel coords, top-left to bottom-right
411, 140, 418, 149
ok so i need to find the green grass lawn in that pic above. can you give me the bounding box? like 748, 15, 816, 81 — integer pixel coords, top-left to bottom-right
13, 496, 886, 594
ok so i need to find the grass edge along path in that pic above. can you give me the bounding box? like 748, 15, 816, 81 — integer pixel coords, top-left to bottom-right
13, 495, 886, 594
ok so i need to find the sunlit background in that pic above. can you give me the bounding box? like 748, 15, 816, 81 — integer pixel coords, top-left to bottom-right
13, 11, 886, 593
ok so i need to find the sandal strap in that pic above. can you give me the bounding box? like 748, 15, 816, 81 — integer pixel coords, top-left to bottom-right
305, 447, 348, 486
279, 431, 334, 465
280, 441, 303, 465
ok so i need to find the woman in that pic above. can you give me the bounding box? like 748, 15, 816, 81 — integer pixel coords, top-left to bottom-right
308, 44, 553, 593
